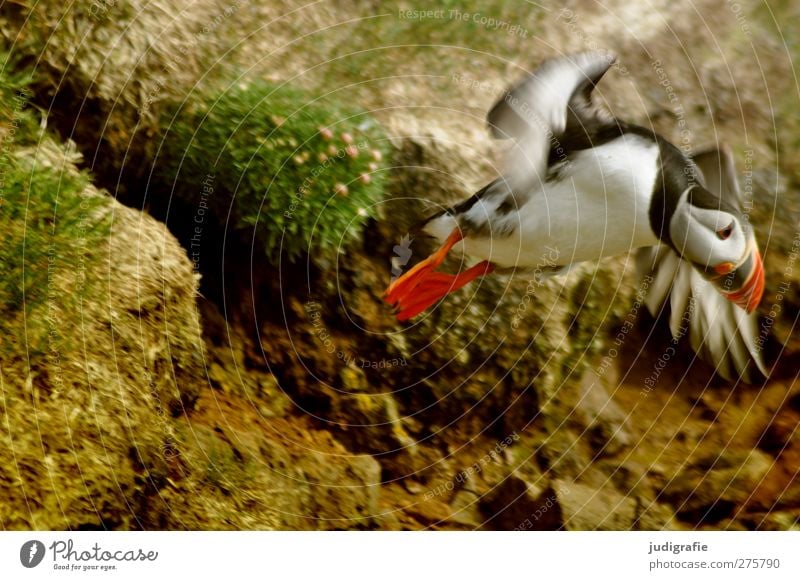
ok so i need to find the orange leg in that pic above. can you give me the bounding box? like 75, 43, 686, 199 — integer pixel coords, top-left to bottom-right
384, 229, 494, 321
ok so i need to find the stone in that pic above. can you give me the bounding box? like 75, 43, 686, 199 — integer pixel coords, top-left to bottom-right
331, 390, 416, 454
448, 476, 483, 528
479, 475, 558, 531
662, 450, 774, 524
297, 452, 381, 530
404, 498, 452, 528
554, 479, 678, 531
575, 371, 633, 457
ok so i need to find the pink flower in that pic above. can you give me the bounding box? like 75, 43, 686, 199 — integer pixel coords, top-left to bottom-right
371, 149, 382, 161
319, 127, 333, 140
334, 183, 349, 196
341, 132, 354, 144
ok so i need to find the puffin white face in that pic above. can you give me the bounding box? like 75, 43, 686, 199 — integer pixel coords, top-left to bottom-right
669, 186, 749, 275
669, 185, 765, 313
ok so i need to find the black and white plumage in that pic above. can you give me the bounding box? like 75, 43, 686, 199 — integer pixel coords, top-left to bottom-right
384, 50, 767, 383
636, 146, 767, 382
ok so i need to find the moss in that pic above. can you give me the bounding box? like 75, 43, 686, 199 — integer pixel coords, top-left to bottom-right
0, 52, 206, 530
200, 432, 256, 492
157, 78, 390, 264
0, 54, 111, 356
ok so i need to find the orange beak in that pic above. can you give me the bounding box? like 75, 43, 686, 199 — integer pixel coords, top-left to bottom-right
721, 247, 765, 314
714, 261, 735, 276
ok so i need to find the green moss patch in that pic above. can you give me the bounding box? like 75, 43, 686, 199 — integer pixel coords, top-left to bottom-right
158, 79, 390, 264
0, 55, 111, 355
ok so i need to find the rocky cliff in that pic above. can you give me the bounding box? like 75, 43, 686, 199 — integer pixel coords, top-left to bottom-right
1, 0, 798, 530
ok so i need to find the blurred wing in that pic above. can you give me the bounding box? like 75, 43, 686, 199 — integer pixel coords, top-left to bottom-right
636, 244, 767, 383
692, 144, 743, 208
486, 50, 616, 200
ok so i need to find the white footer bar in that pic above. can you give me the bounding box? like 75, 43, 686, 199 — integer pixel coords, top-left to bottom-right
2, 531, 798, 579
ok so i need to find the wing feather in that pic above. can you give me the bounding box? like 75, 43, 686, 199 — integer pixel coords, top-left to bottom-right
636, 243, 768, 382
487, 50, 617, 201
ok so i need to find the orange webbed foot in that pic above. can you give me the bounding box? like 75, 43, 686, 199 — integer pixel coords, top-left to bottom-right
384, 229, 494, 321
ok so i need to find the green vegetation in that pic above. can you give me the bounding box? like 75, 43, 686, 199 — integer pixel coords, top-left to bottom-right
0, 54, 110, 352
158, 79, 390, 264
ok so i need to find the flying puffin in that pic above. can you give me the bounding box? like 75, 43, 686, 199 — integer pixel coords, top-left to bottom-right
384, 50, 768, 383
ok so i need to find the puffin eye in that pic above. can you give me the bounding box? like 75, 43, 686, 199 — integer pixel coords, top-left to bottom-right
716, 223, 734, 240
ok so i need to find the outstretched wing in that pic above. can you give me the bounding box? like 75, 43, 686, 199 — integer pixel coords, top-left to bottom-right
636, 146, 768, 383
486, 50, 617, 200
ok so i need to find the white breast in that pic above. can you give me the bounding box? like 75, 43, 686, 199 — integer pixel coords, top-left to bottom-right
431, 134, 662, 270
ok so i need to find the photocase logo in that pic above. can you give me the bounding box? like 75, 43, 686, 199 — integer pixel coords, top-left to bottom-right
390, 234, 413, 282
20, 540, 46, 568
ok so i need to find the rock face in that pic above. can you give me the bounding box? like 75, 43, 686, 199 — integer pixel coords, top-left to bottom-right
155, 388, 382, 530
3, 0, 799, 530
0, 151, 205, 527
0, 117, 382, 531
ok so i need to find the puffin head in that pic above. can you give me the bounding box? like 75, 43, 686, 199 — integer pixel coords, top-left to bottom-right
669, 185, 764, 313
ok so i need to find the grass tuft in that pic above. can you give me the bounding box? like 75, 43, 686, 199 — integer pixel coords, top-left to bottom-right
158, 79, 390, 264
0, 53, 111, 353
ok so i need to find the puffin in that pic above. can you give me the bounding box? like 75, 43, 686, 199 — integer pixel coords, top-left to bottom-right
384, 50, 768, 383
